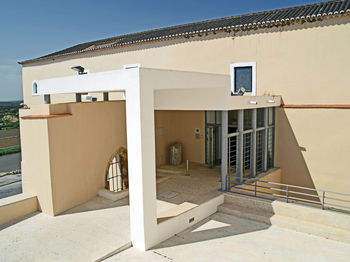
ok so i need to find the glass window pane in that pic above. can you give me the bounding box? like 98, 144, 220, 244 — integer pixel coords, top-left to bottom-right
268, 107, 275, 126
216, 111, 222, 124
206, 111, 215, 124
234, 66, 252, 92
267, 127, 275, 168
257, 108, 264, 128
228, 110, 238, 133
244, 109, 252, 130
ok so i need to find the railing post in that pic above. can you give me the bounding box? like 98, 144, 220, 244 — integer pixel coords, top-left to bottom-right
322, 191, 325, 210
286, 186, 289, 203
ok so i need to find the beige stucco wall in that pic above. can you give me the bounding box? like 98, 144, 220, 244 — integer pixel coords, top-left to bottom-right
20, 101, 127, 215
21, 16, 350, 196
20, 115, 54, 214
240, 168, 282, 196
0, 194, 38, 226
155, 110, 205, 166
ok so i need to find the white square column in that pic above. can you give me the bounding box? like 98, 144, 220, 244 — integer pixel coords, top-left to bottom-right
125, 73, 158, 251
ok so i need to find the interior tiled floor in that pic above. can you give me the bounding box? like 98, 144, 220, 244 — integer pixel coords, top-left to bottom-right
156, 162, 222, 206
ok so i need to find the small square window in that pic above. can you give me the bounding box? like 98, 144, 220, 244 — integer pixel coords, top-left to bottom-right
234, 66, 252, 93
230, 62, 256, 96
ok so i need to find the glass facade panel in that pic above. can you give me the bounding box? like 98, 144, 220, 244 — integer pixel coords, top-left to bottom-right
208, 108, 275, 188
257, 108, 264, 128
234, 66, 252, 92
206, 111, 215, 124
268, 107, 275, 126
267, 127, 274, 168
244, 109, 253, 130
216, 111, 222, 124
228, 110, 238, 133
205, 111, 222, 166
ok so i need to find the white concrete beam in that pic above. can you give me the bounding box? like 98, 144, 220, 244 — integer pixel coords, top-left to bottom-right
31, 67, 281, 251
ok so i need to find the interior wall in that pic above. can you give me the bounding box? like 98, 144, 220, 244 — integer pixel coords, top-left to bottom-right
47, 101, 127, 214
155, 110, 205, 166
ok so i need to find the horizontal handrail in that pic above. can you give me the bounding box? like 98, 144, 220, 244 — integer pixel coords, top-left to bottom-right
259, 180, 350, 197
229, 178, 350, 212
232, 178, 350, 197
228, 132, 239, 137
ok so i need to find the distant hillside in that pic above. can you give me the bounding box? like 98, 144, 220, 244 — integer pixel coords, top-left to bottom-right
0, 101, 22, 131
0, 101, 23, 107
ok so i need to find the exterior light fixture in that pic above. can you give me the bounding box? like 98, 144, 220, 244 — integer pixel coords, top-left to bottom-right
237, 87, 246, 96
86, 95, 97, 102
71, 66, 87, 75
249, 101, 258, 104
267, 99, 275, 103
232, 86, 246, 96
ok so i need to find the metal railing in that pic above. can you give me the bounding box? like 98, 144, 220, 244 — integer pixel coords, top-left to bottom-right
228, 132, 239, 174
229, 179, 350, 212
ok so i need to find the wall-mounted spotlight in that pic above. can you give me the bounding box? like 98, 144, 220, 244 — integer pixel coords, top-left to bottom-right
86, 95, 97, 102
71, 66, 87, 75
232, 86, 246, 96
249, 101, 258, 105
237, 87, 246, 96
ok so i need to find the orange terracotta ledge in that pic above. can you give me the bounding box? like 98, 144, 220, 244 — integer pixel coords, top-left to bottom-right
21, 113, 72, 119
281, 104, 350, 109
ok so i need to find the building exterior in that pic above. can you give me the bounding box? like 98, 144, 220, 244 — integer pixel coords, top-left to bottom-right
14, 0, 350, 250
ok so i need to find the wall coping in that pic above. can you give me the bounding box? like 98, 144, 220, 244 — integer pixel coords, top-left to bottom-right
0, 193, 37, 207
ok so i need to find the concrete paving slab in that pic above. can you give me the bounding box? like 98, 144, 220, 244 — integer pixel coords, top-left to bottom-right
0, 196, 130, 262
108, 212, 350, 262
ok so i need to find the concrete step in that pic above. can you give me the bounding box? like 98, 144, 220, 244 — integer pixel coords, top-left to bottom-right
271, 214, 350, 244
271, 200, 350, 232
218, 203, 272, 225
223, 193, 274, 213
220, 193, 350, 244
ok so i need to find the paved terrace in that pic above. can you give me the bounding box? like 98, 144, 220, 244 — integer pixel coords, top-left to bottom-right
0, 163, 220, 261
108, 212, 350, 262
1, 164, 350, 261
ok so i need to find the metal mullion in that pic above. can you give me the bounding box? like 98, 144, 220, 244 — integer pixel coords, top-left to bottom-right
250, 109, 257, 178
237, 110, 244, 182
263, 108, 268, 171
221, 110, 228, 191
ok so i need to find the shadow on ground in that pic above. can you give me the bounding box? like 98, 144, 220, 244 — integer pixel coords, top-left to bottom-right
153, 212, 270, 249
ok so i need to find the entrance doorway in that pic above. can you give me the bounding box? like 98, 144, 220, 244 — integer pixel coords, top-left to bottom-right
205, 111, 221, 167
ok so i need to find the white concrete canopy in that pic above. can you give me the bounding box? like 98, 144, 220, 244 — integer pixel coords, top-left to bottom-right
33, 67, 280, 250
34, 67, 281, 111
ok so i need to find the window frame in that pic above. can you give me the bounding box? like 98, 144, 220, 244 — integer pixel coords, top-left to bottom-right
230, 62, 256, 96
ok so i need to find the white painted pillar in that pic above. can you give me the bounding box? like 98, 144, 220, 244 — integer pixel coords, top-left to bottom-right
125, 76, 157, 251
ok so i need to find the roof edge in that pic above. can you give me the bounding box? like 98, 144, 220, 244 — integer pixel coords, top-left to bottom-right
19, 0, 350, 65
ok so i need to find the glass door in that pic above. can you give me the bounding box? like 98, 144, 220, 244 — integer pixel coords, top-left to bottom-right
205, 111, 221, 167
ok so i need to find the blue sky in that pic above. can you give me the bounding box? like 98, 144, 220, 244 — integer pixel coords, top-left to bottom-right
0, 0, 321, 101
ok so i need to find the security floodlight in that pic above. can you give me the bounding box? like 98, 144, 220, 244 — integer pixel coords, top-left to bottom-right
71, 66, 87, 75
